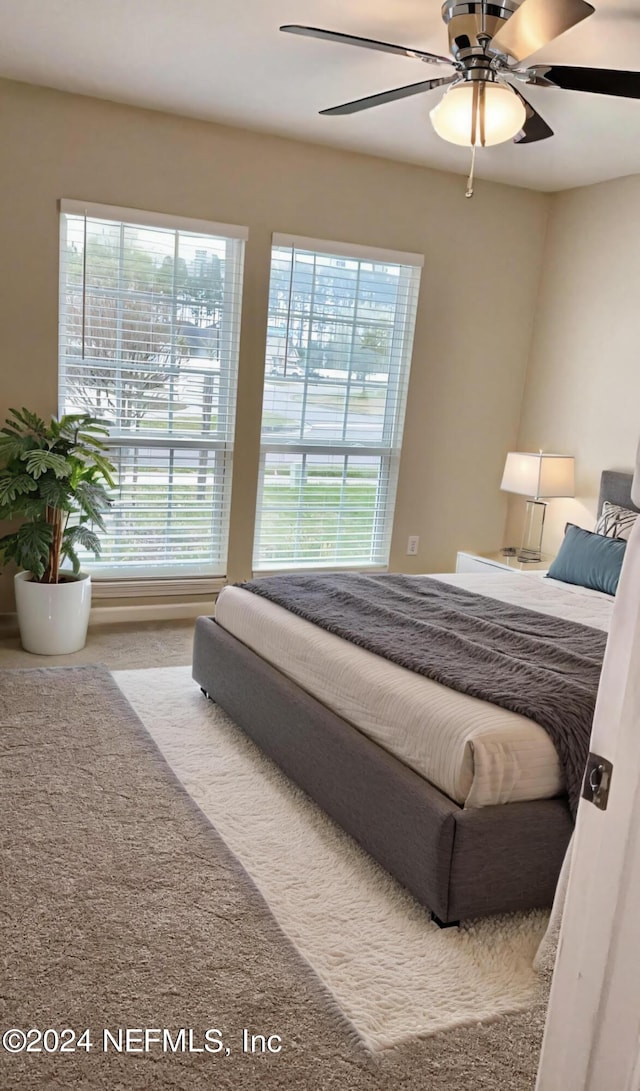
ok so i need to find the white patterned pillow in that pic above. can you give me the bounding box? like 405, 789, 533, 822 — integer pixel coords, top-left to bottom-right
595, 501, 638, 542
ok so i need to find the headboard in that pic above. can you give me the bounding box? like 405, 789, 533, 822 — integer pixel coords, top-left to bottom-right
598, 471, 640, 516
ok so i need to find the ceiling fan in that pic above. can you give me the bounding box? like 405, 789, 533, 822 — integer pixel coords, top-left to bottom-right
280, 0, 640, 155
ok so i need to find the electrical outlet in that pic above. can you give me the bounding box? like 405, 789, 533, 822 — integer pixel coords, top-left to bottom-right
406, 535, 419, 556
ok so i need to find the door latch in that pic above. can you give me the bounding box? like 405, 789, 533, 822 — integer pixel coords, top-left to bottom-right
581, 753, 613, 811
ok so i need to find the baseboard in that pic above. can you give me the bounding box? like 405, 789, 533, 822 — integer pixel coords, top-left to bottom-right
89, 601, 215, 625
0, 613, 18, 635
0, 601, 216, 632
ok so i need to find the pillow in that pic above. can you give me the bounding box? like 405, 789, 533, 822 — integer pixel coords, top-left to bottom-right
546, 524, 627, 596
594, 500, 638, 542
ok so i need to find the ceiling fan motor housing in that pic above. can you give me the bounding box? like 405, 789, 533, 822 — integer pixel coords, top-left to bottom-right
442, 0, 522, 68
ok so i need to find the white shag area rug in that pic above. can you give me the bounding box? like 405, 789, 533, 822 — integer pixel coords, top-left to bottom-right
114, 665, 548, 1052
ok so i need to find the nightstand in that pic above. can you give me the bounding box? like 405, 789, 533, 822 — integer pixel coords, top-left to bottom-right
456, 550, 553, 575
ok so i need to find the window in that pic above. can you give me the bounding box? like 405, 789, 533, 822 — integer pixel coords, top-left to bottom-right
59, 201, 247, 577
253, 234, 423, 570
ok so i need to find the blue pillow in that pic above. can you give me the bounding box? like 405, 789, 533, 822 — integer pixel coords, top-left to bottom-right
546, 524, 626, 596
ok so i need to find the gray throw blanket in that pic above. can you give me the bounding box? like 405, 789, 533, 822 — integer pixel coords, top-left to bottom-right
240, 573, 608, 817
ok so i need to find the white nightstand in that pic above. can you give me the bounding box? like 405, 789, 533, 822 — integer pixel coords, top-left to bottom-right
456, 550, 553, 575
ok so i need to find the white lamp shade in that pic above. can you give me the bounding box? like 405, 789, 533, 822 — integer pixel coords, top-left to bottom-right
501, 452, 575, 499
429, 82, 526, 147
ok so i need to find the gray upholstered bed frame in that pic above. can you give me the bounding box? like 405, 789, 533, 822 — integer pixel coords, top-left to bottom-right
192, 471, 637, 924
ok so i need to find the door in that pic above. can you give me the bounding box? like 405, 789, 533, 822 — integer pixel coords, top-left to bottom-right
536, 505, 640, 1089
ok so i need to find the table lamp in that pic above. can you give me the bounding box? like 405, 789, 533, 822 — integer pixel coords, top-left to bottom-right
501, 451, 575, 562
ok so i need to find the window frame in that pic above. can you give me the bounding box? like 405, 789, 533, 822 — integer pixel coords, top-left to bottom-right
253, 234, 423, 572
58, 199, 248, 580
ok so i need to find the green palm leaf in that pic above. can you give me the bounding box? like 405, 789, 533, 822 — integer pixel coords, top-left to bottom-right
0, 434, 29, 460
64, 524, 102, 557
74, 481, 112, 527
11, 522, 54, 579
0, 474, 38, 505
38, 477, 75, 511
22, 450, 71, 480
9, 407, 48, 435
63, 543, 81, 574
88, 453, 116, 487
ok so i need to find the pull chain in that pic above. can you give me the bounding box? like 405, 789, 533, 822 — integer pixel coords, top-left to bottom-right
465, 144, 477, 198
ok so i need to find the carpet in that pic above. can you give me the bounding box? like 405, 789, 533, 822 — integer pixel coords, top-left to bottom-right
116, 665, 548, 1053
1, 665, 548, 1090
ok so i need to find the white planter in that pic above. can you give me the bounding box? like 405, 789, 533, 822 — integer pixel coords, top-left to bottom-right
14, 570, 92, 655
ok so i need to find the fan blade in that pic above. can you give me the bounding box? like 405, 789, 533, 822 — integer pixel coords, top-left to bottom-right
511, 89, 554, 143
491, 0, 594, 64
280, 25, 453, 67
320, 77, 457, 116
526, 65, 640, 99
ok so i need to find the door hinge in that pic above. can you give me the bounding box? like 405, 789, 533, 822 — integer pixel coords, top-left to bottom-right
581, 753, 613, 811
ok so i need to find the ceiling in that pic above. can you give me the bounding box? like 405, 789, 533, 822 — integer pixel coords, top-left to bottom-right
1, 0, 640, 191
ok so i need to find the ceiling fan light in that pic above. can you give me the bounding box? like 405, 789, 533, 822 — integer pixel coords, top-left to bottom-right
430, 82, 527, 147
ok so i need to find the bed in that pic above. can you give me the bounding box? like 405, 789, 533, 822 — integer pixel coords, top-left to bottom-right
192, 471, 638, 923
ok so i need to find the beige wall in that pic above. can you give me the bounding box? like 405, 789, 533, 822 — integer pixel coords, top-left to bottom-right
0, 78, 549, 613
508, 175, 640, 555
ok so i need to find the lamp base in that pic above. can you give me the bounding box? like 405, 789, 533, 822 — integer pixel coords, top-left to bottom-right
517, 499, 547, 563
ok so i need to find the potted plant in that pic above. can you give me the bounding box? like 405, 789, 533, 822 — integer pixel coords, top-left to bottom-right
0, 407, 115, 654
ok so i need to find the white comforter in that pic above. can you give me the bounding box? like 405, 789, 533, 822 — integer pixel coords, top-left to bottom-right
214, 572, 612, 808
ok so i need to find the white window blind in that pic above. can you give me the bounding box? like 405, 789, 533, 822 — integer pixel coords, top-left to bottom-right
253, 235, 423, 570
58, 200, 247, 577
